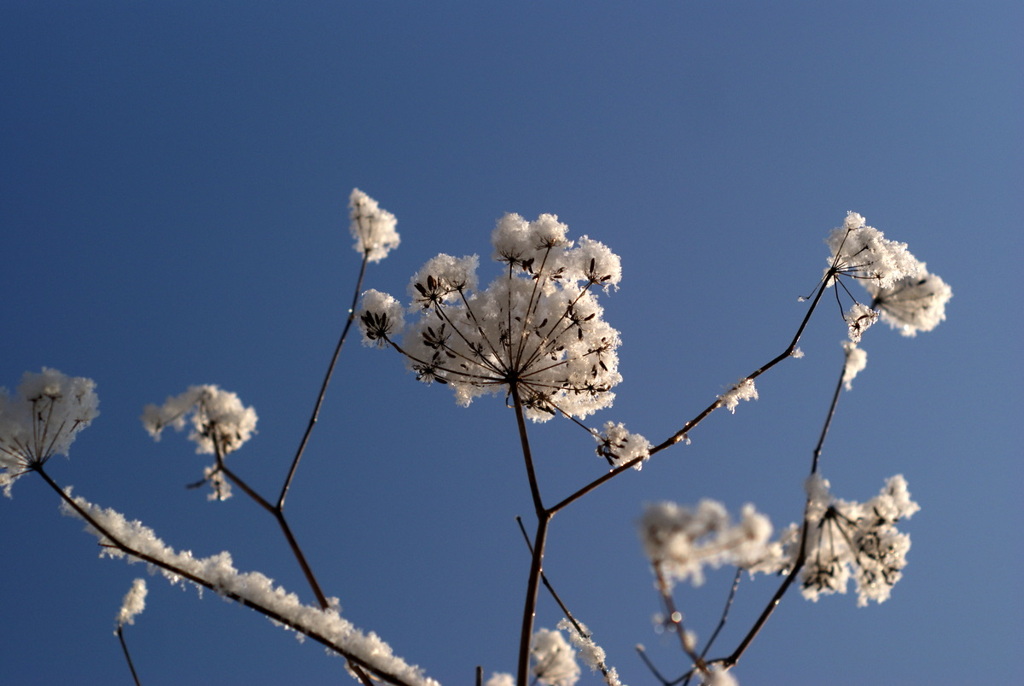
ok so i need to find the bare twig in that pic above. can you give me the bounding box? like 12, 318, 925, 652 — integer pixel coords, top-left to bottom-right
116, 625, 142, 686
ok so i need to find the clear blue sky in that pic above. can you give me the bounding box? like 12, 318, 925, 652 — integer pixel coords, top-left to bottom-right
2, 2, 1021, 684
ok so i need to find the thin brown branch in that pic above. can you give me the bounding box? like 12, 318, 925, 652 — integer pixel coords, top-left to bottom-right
278, 251, 371, 510
550, 274, 835, 515
116, 625, 142, 686
34, 467, 418, 686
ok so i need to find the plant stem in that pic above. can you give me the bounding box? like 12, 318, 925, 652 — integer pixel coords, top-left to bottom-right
34, 466, 417, 686
278, 251, 370, 510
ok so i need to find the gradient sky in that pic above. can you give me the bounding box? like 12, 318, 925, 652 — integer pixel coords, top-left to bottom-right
2, 2, 1021, 685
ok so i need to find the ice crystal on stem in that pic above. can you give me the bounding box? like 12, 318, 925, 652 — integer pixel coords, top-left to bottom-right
639, 500, 774, 588
718, 378, 758, 414
801, 474, 920, 606
349, 189, 400, 263
116, 578, 148, 628
0, 368, 99, 495
557, 619, 624, 686
360, 213, 623, 421
842, 341, 868, 390
868, 269, 953, 337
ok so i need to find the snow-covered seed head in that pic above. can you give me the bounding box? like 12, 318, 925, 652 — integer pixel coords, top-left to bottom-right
0, 368, 99, 495
377, 213, 624, 422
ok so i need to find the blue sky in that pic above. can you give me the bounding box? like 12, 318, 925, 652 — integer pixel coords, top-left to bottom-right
2, 2, 1021, 684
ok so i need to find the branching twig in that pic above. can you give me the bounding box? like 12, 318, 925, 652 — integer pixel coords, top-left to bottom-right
551, 274, 837, 515
34, 466, 420, 686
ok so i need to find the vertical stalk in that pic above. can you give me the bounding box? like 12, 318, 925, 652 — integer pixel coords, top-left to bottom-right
510, 384, 552, 686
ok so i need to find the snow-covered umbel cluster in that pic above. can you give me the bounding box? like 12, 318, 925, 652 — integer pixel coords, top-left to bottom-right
826, 212, 923, 291
0, 368, 99, 495
141, 385, 258, 500
868, 272, 953, 337
531, 628, 582, 686
798, 474, 920, 606
594, 421, 651, 470
639, 500, 775, 588
349, 188, 400, 263
827, 212, 952, 338
360, 213, 624, 421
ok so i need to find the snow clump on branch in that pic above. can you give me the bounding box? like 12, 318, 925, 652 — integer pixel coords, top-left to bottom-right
349, 189, 400, 263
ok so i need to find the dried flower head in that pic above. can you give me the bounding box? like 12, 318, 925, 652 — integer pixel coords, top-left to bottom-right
0, 368, 99, 495
360, 213, 623, 421
801, 474, 920, 606
868, 270, 953, 337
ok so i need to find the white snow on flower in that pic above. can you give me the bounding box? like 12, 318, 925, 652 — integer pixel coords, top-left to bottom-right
0, 368, 99, 495
116, 578, 148, 628
594, 422, 651, 471
379, 213, 623, 421
842, 341, 868, 390
844, 302, 878, 343
826, 212, 923, 291
141, 385, 257, 457
800, 474, 920, 606
867, 269, 953, 337
349, 189, 400, 263
639, 500, 774, 588
62, 490, 439, 686
557, 619, 625, 686
718, 378, 757, 414
531, 628, 581, 686
358, 289, 407, 347
699, 666, 739, 686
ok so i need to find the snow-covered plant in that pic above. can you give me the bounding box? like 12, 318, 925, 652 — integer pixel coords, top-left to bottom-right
799, 474, 919, 606
141, 384, 258, 500
360, 212, 623, 421
4, 195, 952, 686
0, 368, 99, 496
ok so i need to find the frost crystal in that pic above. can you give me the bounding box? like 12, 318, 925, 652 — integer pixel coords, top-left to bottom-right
0, 368, 99, 495
801, 474, 920, 606
349, 189, 400, 263
557, 619, 625, 686
718, 378, 758, 414
594, 421, 651, 470
826, 212, 923, 291
639, 500, 774, 588
841, 341, 868, 390
531, 628, 581, 686
367, 213, 623, 421
116, 578, 148, 628
868, 269, 953, 337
